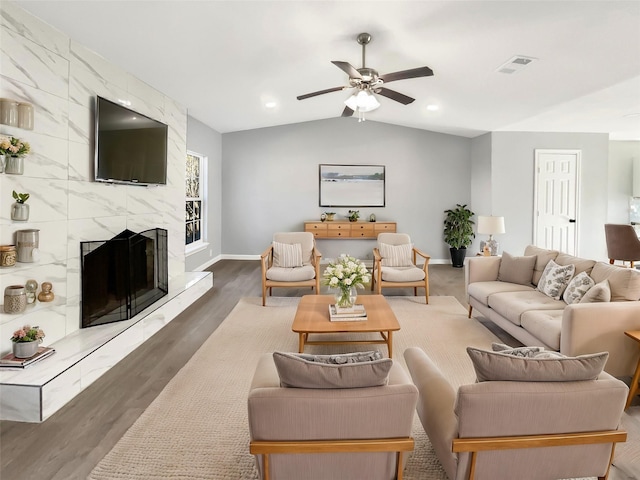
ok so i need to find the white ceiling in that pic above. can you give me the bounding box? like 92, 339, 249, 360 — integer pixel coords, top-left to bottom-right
13, 0, 640, 140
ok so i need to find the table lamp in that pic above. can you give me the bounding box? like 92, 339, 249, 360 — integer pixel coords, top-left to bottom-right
477, 216, 505, 256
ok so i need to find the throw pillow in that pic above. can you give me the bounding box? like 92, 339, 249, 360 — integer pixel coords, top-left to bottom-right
491, 342, 545, 357
497, 252, 537, 286
272, 241, 303, 268
562, 271, 595, 304
537, 260, 575, 300
272, 351, 392, 389
466, 347, 608, 382
379, 243, 413, 267
580, 279, 612, 303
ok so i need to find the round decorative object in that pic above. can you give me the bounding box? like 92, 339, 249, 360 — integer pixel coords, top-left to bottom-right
38, 282, 54, 302
4, 156, 24, 175
11, 202, 29, 222
320, 213, 327, 222
13, 340, 39, 359
0, 245, 17, 267
334, 286, 358, 309
4, 285, 27, 314
325, 213, 336, 221
25, 279, 38, 304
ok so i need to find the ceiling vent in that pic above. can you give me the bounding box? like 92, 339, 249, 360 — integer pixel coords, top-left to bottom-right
497, 55, 537, 74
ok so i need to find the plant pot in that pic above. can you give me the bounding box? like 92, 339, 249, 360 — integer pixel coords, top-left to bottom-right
12, 340, 39, 358
0, 154, 5, 173
325, 214, 335, 221
11, 202, 29, 221
4, 156, 24, 175
449, 247, 467, 268
333, 286, 358, 308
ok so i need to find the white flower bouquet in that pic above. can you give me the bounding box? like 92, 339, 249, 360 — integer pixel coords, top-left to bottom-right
322, 254, 370, 307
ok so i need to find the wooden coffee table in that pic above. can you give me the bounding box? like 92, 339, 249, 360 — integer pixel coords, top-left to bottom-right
292, 295, 400, 357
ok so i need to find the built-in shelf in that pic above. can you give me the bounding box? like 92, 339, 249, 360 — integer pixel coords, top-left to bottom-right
0, 271, 213, 422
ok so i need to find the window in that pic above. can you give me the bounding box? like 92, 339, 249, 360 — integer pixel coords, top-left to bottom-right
186, 151, 206, 250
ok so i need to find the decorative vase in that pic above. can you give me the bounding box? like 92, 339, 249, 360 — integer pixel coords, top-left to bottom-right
334, 286, 358, 308
325, 213, 335, 221
11, 202, 29, 221
5, 156, 24, 175
12, 340, 39, 359
0, 154, 5, 173
4, 285, 27, 314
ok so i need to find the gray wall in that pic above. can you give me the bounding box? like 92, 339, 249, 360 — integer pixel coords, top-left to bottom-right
185, 115, 222, 271
470, 133, 493, 253
490, 132, 610, 260
221, 118, 472, 263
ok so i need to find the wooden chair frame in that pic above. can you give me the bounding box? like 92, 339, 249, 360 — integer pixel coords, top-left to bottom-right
250, 437, 414, 480
452, 429, 627, 480
260, 243, 322, 306
372, 246, 430, 304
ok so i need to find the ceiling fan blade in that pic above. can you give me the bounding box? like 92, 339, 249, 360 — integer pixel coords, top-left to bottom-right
341, 106, 354, 117
331, 61, 362, 79
297, 86, 346, 100
379, 66, 434, 84
376, 87, 415, 105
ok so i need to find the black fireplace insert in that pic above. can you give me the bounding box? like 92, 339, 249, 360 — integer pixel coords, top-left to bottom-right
80, 228, 168, 328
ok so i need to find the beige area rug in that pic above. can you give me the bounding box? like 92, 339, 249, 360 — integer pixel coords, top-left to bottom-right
88, 296, 638, 480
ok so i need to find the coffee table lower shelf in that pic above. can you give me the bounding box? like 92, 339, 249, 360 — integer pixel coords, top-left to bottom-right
298, 331, 395, 357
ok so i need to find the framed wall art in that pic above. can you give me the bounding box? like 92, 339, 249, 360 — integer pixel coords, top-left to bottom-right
319, 164, 385, 207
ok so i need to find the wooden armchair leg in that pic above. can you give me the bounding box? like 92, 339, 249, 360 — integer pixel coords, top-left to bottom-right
468, 306, 473, 318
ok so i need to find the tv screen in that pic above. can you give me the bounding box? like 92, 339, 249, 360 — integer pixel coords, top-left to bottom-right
95, 96, 168, 185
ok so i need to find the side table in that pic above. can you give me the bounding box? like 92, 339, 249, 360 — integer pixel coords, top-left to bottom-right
624, 330, 640, 409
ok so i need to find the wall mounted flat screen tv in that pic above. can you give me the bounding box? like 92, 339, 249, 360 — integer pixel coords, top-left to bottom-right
95, 96, 168, 185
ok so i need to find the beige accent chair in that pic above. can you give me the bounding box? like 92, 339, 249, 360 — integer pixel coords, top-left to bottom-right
248, 353, 418, 480
261, 232, 322, 306
404, 347, 628, 480
372, 233, 430, 303
605, 223, 640, 267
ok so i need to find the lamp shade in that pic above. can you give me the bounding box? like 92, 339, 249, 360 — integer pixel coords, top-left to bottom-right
344, 90, 380, 113
477, 216, 505, 235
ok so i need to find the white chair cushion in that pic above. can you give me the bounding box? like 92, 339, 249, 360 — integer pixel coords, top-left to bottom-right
381, 266, 425, 282
266, 265, 316, 282
273, 232, 314, 265
379, 242, 413, 267
273, 241, 303, 268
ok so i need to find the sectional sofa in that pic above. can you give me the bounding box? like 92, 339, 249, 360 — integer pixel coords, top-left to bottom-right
466, 245, 640, 376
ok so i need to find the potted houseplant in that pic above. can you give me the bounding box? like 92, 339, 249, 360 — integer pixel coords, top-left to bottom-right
347, 210, 360, 222
443, 204, 475, 268
11, 190, 30, 221
10, 324, 45, 358
0, 135, 31, 175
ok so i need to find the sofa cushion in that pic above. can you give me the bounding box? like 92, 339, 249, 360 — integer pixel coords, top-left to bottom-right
467, 281, 534, 305
379, 242, 413, 267
555, 253, 596, 276
381, 266, 425, 282
497, 252, 536, 286
490, 343, 546, 356
466, 347, 608, 382
524, 245, 560, 285
537, 260, 575, 300
266, 265, 316, 282
563, 271, 595, 304
272, 351, 392, 389
580, 279, 612, 303
590, 262, 640, 301
272, 241, 303, 268
488, 290, 566, 326
520, 309, 564, 350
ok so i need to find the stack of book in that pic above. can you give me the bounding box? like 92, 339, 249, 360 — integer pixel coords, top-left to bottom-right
328, 304, 367, 322
0, 346, 55, 369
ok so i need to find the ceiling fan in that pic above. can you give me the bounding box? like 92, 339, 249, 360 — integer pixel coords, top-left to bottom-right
297, 32, 434, 121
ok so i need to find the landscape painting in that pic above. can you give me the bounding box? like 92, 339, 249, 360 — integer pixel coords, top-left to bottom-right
319, 164, 385, 207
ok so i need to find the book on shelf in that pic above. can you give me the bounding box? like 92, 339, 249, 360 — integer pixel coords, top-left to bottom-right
0, 346, 55, 369
329, 304, 367, 321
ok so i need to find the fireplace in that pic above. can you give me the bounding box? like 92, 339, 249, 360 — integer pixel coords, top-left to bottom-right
80, 228, 168, 328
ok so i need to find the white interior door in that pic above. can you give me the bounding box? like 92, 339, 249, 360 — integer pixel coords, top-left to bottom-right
534, 149, 581, 255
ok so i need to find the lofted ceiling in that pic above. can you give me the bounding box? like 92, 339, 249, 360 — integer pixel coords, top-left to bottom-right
12, 0, 640, 140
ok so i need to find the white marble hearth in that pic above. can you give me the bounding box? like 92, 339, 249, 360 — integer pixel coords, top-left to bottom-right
0, 271, 212, 422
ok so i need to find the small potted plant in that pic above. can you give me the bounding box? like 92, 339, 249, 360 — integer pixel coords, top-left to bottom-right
443, 204, 475, 268
348, 210, 360, 222
0, 136, 31, 175
11, 190, 30, 221
10, 324, 45, 358
324, 211, 336, 221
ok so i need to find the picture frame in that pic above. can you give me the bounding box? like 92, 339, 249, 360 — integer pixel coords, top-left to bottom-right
319, 164, 385, 207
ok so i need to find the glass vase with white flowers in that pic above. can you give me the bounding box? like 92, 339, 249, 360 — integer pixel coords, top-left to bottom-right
322, 254, 370, 308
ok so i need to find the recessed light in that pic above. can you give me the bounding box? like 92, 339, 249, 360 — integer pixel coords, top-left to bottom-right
265, 101, 277, 109
426, 104, 439, 111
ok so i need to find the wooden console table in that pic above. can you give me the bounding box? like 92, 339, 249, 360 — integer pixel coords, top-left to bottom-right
304, 221, 396, 239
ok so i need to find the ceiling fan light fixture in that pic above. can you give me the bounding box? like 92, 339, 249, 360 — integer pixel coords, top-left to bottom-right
344, 90, 380, 113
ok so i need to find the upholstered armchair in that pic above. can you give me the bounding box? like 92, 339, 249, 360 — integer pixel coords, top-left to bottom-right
372, 233, 430, 303
604, 223, 640, 267
248, 352, 418, 480
261, 232, 322, 306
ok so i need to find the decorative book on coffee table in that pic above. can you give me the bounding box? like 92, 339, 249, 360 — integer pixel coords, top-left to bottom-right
329, 304, 368, 322
0, 346, 55, 369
